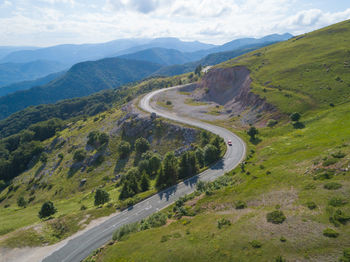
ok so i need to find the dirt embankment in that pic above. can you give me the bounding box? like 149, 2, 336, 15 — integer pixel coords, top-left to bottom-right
195, 66, 275, 115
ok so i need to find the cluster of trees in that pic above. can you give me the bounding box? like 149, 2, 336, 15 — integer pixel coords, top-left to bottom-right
0, 118, 63, 182
118, 132, 223, 200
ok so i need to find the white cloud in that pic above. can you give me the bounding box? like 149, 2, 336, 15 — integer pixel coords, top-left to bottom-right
0, 0, 349, 46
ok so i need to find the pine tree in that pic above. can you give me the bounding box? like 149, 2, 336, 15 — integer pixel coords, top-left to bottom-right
163, 152, 178, 186
140, 172, 150, 192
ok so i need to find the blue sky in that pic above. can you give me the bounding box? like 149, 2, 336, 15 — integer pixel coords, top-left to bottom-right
0, 0, 349, 46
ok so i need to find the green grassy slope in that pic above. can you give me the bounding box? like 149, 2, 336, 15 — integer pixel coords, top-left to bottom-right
90, 21, 350, 262
220, 20, 350, 114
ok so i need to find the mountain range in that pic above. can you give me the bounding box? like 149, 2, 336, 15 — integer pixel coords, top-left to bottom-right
0, 33, 292, 120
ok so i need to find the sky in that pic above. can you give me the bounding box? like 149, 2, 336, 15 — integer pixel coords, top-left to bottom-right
0, 0, 350, 47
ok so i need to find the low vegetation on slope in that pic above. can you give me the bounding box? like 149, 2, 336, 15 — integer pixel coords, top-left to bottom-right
88, 20, 350, 262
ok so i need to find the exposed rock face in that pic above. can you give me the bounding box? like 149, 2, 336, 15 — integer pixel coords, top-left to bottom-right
112, 110, 198, 147
196, 66, 275, 114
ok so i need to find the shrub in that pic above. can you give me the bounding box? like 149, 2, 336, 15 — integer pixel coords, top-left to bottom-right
306, 201, 317, 210
339, 248, 350, 262
247, 126, 258, 140
112, 222, 139, 241
140, 212, 167, 230
323, 228, 339, 238
250, 240, 262, 248
38, 201, 57, 219
329, 197, 347, 207
324, 182, 342, 190
235, 200, 247, 209
73, 149, 86, 162
330, 209, 350, 226
217, 218, 231, 229
332, 151, 346, 159
275, 256, 286, 262
17, 196, 27, 208
166, 101, 172, 105
290, 112, 301, 122
323, 158, 338, 167
94, 189, 110, 206
280, 236, 287, 242
80, 205, 87, 210
267, 119, 278, 127
266, 210, 286, 224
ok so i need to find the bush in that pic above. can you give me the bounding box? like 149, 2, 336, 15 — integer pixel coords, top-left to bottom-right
290, 112, 301, 122
280, 236, 287, 242
306, 201, 317, 210
17, 196, 27, 208
339, 248, 350, 262
324, 182, 342, 190
323, 228, 339, 238
80, 205, 87, 210
217, 218, 231, 229
73, 149, 86, 162
329, 197, 347, 207
166, 101, 172, 105
332, 151, 346, 159
250, 240, 262, 248
247, 126, 258, 140
38, 201, 57, 218
140, 212, 167, 230
235, 200, 247, 209
323, 158, 338, 167
266, 210, 286, 224
112, 222, 139, 241
329, 209, 350, 226
267, 119, 278, 127
275, 256, 286, 262
94, 189, 110, 206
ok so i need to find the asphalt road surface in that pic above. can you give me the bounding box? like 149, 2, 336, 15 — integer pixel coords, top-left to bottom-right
43, 85, 246, 262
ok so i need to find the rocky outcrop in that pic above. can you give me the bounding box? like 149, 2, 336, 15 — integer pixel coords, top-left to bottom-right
196, 66, 275, 114
112, 110, 198, 147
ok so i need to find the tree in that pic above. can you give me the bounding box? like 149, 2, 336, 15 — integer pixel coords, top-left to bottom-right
119, 182, 134, 200
200, 131, 210, 147
178, 153, 191, 179
135, 137, 150, 154
247, 126, 258, 141
156, 165, 167, 189
138, 159, 150, 175
17, 196, 27, 208
73, 149, 86, 162
149, 154, 161, 175
140, 172, 150, 192
195, 148, 204, 168
87, 131, 109, 148
204, 144, 219, 165
38, 201, 57, 218
290, 112, 301, 122
94, 189, 110, 206
118, 141, 131, 159
211, 136, 222, 155
195, 64, 202, 76
162, 152, 178, 186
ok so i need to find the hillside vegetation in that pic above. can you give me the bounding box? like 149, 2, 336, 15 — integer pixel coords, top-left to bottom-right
0, 73, 224, 248
89, 20, 350, 262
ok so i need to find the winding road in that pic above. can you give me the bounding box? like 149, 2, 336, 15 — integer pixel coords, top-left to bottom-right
42, 85, 246, 262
